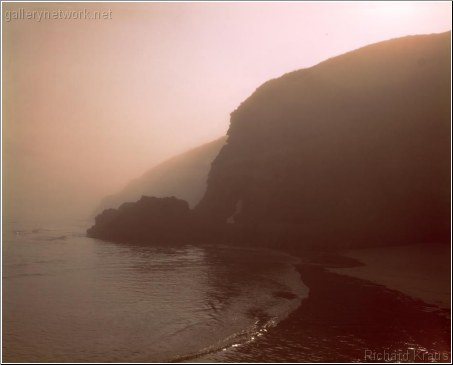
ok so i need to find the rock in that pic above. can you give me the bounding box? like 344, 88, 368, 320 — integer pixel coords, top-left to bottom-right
88, 32, 450, 249
87, 196, 193, 243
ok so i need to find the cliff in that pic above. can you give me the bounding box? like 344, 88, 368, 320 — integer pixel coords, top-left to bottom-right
88, 32, 451, 248
197, 31, 451, 248
95, 136, 226, 214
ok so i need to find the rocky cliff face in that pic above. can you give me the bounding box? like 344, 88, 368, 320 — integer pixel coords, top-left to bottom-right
95, 137, 226, 214
88, 32, 451, 248
199, 31, 451, 247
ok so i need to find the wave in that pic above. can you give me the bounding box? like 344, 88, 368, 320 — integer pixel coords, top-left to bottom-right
163, 247, 308, 362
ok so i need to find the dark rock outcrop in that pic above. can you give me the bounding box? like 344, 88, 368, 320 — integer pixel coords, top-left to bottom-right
88, 32, 451, 248
87, 196, 193, 243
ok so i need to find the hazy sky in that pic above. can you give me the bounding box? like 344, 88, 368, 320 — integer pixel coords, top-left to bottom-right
2, 1, 451, 222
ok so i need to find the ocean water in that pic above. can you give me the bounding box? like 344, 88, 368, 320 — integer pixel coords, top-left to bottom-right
2, 220, 308, 362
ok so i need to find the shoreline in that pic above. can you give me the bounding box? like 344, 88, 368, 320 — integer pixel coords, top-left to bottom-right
203, 250, 451, 362
329, 243, 451, 311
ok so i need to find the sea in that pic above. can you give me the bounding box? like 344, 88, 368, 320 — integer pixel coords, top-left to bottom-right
2, 220, 308, 362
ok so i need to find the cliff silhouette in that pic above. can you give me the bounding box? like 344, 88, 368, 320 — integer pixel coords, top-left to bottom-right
88, 32, 451, 249
94, 137, 226, 214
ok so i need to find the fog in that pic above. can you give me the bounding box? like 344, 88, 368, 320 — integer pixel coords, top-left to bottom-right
2, 2, 451, 222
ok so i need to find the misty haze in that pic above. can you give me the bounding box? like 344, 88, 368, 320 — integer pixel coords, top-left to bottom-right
2, 1, 451, 363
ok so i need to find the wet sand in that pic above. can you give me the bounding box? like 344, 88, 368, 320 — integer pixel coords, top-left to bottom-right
206, 253, 451, 362
330, 244, 451, 310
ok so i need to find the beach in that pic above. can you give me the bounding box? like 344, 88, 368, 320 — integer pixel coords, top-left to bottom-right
330, 243, 451, 310
201, 246, 451, 362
